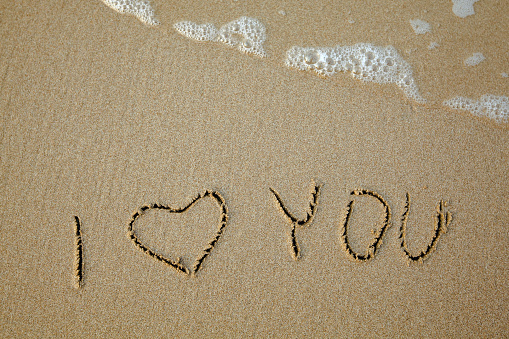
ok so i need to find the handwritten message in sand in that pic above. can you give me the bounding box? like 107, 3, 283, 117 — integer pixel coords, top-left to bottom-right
72, 184, 452, 287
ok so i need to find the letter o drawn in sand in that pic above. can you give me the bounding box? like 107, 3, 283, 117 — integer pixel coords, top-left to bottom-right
340, 189, 391, 261
127, 190, 229, 276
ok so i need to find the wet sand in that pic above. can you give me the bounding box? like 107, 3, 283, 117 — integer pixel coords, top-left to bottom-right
1, 0, 508, 337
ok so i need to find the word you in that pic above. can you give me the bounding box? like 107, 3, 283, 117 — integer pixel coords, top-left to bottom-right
72, 184, 452, 287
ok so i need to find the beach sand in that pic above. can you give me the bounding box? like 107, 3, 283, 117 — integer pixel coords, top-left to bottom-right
1, 0, 508, 337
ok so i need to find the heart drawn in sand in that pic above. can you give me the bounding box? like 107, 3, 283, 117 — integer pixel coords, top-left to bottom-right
127, 190, 228, 276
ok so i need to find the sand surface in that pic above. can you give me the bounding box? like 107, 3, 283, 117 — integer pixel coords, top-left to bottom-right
1, 0, 508, 337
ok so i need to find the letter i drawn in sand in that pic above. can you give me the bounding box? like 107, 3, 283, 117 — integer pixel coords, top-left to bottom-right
73, 216, 84, 289
270, 181, 321, 260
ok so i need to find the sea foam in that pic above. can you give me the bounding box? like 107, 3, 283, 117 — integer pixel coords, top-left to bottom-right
174, 17, 267, 57
464, 53, 485, 66
451, 0, 479, 18
410, 19, 431, 35
285, 43, 426, 104
173, 22, 218, 41
444, 95, 508, 123
99, 0, 159, 25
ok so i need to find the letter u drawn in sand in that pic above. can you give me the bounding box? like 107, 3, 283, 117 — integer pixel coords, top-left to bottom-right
399, 193, 452, 263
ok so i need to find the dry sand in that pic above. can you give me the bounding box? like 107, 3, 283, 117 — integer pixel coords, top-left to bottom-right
1, 0, 508, 337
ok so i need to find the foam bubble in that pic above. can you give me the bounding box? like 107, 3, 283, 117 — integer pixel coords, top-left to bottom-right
173, 22, 219, 41
443, 95, 508, 123
217, 17, 267, 57
464, 52, 485, 66
410, 19, 431, 34
451, 0, 479, 18
100, 0, 159, 25
285, 43, 426, 104
174, 17, 267, 57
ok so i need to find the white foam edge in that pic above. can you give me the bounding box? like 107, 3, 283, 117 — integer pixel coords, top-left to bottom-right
464, 52, 485, 66
443, 95, 509, 123
173, 17, 267, 57
410, 19, 431, 35
285, 43, 426, 104
451, 0, 479, 18
100, 0, 159, 25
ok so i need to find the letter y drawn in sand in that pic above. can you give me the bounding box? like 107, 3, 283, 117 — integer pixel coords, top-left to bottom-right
270, 181, 321, 260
